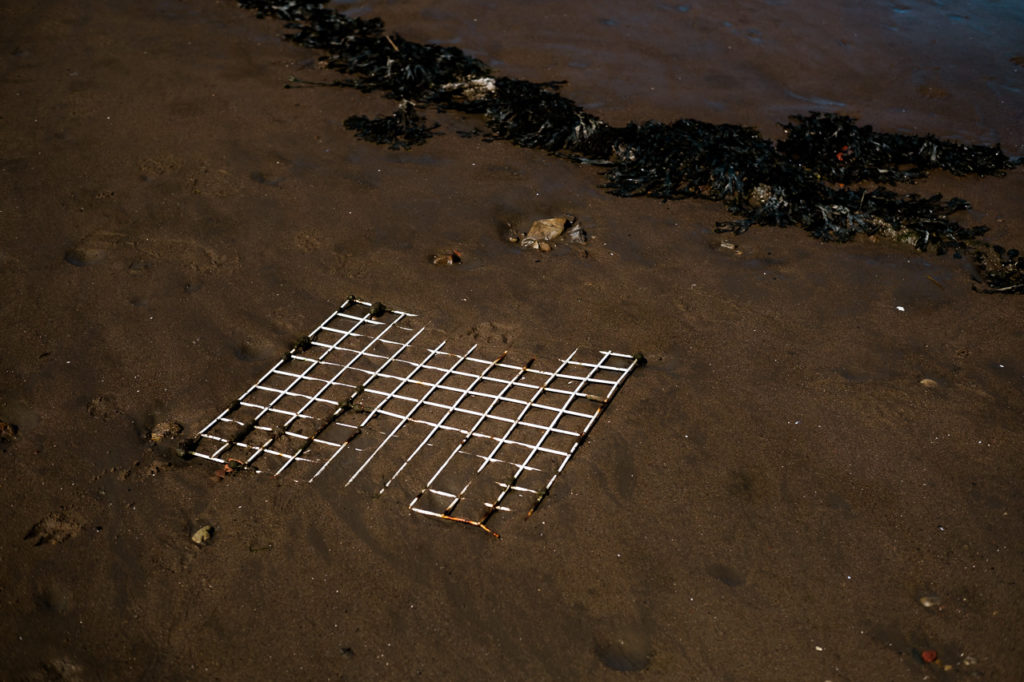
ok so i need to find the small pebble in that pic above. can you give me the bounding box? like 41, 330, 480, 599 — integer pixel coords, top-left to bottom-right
921, 649, 938, 663
526, 217, 568, 242
919, 378, 939, 388
191, 525, 214, 546
919, 595, 941, 608
149, 421, 183, 443
430, 250, 461, 266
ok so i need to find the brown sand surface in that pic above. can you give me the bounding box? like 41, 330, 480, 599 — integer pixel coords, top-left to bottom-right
1, 1, 1022, 679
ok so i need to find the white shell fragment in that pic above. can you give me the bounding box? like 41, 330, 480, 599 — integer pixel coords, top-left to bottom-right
440, 76, 497, 104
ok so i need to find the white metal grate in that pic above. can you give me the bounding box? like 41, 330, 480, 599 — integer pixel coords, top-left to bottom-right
185, 297, 641, 536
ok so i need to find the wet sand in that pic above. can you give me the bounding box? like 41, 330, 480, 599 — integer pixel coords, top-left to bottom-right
1, 1, 1022, 679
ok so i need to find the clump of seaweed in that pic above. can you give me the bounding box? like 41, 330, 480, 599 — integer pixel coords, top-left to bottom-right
344, 101, 437, 149
778, 112, 1018, 185
604, 119, 782, 203
237, 0, 1023, 294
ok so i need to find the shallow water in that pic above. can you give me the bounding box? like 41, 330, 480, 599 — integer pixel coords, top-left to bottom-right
344, 0, 1024, 152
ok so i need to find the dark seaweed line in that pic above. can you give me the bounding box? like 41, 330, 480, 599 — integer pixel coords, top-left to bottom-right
238, 0, 1023, 293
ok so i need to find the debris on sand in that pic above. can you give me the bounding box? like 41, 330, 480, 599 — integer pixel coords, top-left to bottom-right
190, 524, 214, 546
343, 101, 437, 149
525, 217, 567, 243
238, 0, 1022, 293
149, 421, 183, 443
520, 215, 587, 251
429, 249, 462, 266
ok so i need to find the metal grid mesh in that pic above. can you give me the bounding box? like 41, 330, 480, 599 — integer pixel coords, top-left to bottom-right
185, 298, 640, 535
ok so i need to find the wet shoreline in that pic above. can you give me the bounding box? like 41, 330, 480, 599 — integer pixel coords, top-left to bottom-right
243, 0, 1023, 292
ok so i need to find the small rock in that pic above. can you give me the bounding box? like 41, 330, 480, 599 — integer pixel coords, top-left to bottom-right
430, 250, 462, 266
521, 215, 582, 250
919, 378, 939, 388
527, 217, 568, 242
921, 649, 938, 663
919, 595, 941, 608
149, 421, 183, 443
565, 222, 587, 244
191, 524, 214, 546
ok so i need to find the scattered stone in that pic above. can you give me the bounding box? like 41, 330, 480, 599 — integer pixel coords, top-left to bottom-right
919, 378, 939, 388
520, 215, 586, 251
919, 594, 941, 608
430, 250, 462, 266
191, 524, 214, 546
526, 217, 568, 242
149, 421, 183, 443
921, 649, 938, 663
564, 221, 587, 243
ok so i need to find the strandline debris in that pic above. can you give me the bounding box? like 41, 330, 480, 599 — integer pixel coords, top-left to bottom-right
237, 0, 1022, 293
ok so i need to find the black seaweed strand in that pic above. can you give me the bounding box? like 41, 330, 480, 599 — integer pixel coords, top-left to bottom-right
237, 0, 1023, 294
344, 101, 437, 149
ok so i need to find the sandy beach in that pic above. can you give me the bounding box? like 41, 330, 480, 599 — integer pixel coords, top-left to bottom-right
2, 0, 1022, 679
